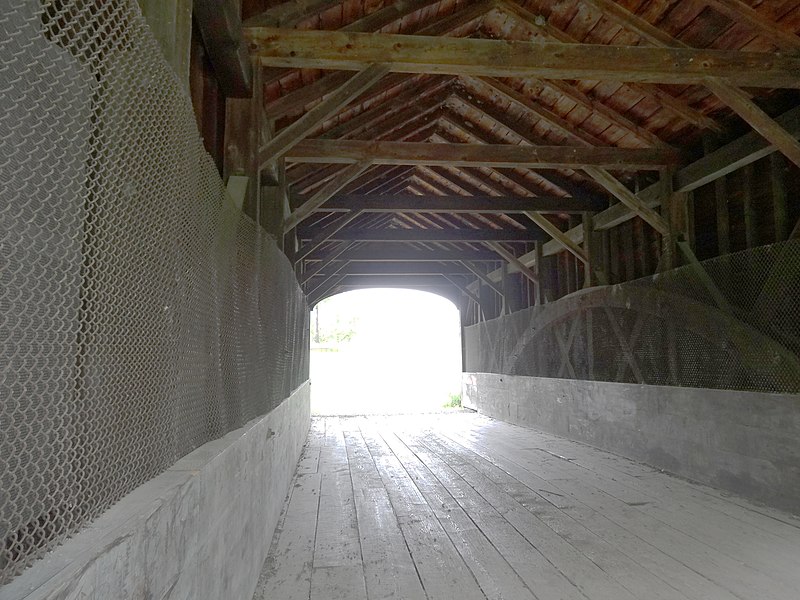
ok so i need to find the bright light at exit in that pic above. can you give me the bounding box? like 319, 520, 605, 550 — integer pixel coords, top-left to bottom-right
310, 289, 462, 415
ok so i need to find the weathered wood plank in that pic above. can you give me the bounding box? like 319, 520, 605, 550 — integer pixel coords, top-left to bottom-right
259, 64, 389, 168
286, 139, 678, 169
286, 161, 373, 231
299, 226, 546, 243
245, 28, 800, 88
302, 193, 606, 214
253, 472, 321, 600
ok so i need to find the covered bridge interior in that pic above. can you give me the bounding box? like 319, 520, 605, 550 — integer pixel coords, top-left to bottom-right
2, 0, 800, 598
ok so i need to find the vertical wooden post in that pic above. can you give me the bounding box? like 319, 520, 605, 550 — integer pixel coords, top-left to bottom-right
533, 241, 545, 305
622, 223, 635, 281
137, 0, 193, 89
771, 153, 788, 242
599, 229, 611, 284
660, 168, 693, 270
582, 212, 594, 288
742, 163, 756, 248
609, 227, 620, 284
250, 60, 263, 228
715, 176, 730, 255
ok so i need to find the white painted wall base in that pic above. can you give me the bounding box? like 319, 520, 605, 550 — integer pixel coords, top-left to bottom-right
1, 382, 311, 600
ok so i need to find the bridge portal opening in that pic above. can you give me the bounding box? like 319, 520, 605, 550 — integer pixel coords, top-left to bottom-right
310, 289, 462, 415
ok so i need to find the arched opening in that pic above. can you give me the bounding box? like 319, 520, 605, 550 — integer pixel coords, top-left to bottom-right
309, 288, 462, 415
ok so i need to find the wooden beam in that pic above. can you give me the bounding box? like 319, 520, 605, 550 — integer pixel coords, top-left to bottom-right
705, 80, 800, 169
524, 211, 588, 264
302, 193, 605, 214
771, 153, 789, 242
264, 71, 352, 118
258, 64, 389, 169
584, 167, 670, 235
496, 0, 720, 133
285, 161, 372, 231
675, 105, 800, 191
245, 28, 800, 88
705, 0, 800, 51
578, 0, 800, 170
307, 270, 348, 304
308, 262, 474, 278
460, 262, 505, 298
286, 139, 679, 169
443, 274, 483, 307
471, 77, 605, 147
244, 0, 341, 28
299, 227, 547, 243
485, 242, 539, 284
296, 210, 364, 261
193, 0, 251, 97
299, 241, 354, 285
306, 245, 500, 262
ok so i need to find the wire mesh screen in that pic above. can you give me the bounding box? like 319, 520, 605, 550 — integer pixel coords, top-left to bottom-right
1, 0, 310, 583
465, 240, 800, 394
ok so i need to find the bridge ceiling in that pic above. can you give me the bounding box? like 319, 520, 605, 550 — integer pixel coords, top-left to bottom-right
235, 0, 800, 305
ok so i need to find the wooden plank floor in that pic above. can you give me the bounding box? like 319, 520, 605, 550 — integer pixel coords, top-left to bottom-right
253, 413, 800, 600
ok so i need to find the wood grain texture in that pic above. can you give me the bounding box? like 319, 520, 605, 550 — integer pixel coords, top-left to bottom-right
255, 413, 800, 600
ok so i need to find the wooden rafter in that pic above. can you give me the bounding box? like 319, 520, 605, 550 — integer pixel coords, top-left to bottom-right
581, 0, 800, 169
438, 93, 670, 242
245, 28, 800, 88
523, 211, 588, 264
460, 261, 505, 298
244, 0, 341, 28
485, 242, 539, 283
496, 0, 720, 133
285, 161, 373, 231
704, 0, 800, 51
299, 241, 354, 284
258, 0, 489, 120
443, 274, 483, 306
258, 64, 389, 169
296, 210, 364, 261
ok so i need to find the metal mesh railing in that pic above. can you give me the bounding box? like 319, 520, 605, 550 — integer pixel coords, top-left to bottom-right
465, 240, 800, 394
1, 0, 309, 582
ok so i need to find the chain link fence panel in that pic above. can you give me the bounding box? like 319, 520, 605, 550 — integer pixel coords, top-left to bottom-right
465, 240, 800, 394
1, 0, 309, 583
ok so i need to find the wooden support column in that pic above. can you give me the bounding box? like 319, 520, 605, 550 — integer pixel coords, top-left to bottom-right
742, 163, 757, 248
138, 0, 193, 89
533, 241, 545, 305
582, 212, 595, 287
658, 169, 692, 270
478, 275, 500, 320
771, 153, 789, 242
715, 176, 730, 255
250, 62, 264, 228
